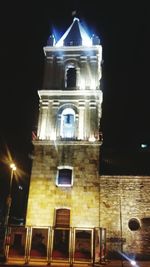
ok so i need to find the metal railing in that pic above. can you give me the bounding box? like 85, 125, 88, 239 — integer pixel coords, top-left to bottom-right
0, 226, 107, 266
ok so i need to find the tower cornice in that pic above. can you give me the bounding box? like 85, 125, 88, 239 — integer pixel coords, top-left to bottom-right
44, 45, 102, 55
32, 140, 102, 146
38, 90, 102, 98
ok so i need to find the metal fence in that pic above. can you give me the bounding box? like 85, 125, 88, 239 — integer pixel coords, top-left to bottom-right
0, 226, 106, 265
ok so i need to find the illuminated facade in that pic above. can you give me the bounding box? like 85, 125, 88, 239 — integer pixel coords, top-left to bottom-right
26, 17, 103, 226
24, 18, 104, 264
24, 18, 150, 262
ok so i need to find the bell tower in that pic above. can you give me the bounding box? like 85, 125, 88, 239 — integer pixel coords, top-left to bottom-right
26, 17, 103, 229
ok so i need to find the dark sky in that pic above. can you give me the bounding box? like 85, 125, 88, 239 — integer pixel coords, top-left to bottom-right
0, 1, 150, 219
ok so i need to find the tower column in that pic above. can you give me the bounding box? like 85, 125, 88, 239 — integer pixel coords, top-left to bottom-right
78, 101, 85, 140
38, 100, 49, 140
76, 67, 80, 89
89, 100, 97, 141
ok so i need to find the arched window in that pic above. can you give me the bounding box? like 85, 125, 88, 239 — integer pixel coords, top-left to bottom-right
65, 64, 77, 89
60, 108, 75, 139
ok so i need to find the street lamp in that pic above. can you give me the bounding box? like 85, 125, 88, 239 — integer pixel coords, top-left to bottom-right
118, 180, 124, 267
119, 191, 124, 267
4, 163, 16, 226
2, 163, 17, 261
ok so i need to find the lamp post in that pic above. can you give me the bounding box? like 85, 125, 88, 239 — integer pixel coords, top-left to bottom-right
1, 163, 17, 261
5, 163, 16, 226
119, 181, 124, 267
119, 192, 124, 267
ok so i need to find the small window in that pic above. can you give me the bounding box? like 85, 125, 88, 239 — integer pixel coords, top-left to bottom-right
128, 218, 141, 231
55, 208, 70, 227
56, 167, 73, 187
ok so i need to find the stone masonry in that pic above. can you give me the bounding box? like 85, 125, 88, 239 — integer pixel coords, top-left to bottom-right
100, 175, 150, 258
26, 141, 100, 228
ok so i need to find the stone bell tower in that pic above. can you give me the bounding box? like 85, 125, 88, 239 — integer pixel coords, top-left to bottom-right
26, 17, 103, 229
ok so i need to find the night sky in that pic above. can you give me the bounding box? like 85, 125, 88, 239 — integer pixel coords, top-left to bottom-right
0, 1, 150, 221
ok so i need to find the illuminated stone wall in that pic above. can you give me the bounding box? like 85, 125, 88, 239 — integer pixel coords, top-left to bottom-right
26, 141, 100, 228
26, 146, 150, 258
100, 175, 150, 258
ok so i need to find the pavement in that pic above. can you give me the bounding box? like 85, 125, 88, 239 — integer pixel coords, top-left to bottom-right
103, 260, 150, 267
0, 260, 150, 267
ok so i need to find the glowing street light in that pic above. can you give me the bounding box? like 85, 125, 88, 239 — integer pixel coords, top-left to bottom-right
4, 163, 17, 226
9, 163, 16, 190
130, 260, 136, 266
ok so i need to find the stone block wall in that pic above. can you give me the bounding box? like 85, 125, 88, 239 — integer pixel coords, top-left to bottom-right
26, 141, 100, 228
100, 175, 150, 259
26, 147, 150, 259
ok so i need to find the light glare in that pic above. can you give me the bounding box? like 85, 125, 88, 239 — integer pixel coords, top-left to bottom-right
130, 260, 136, 266
10, 163, 16, 171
